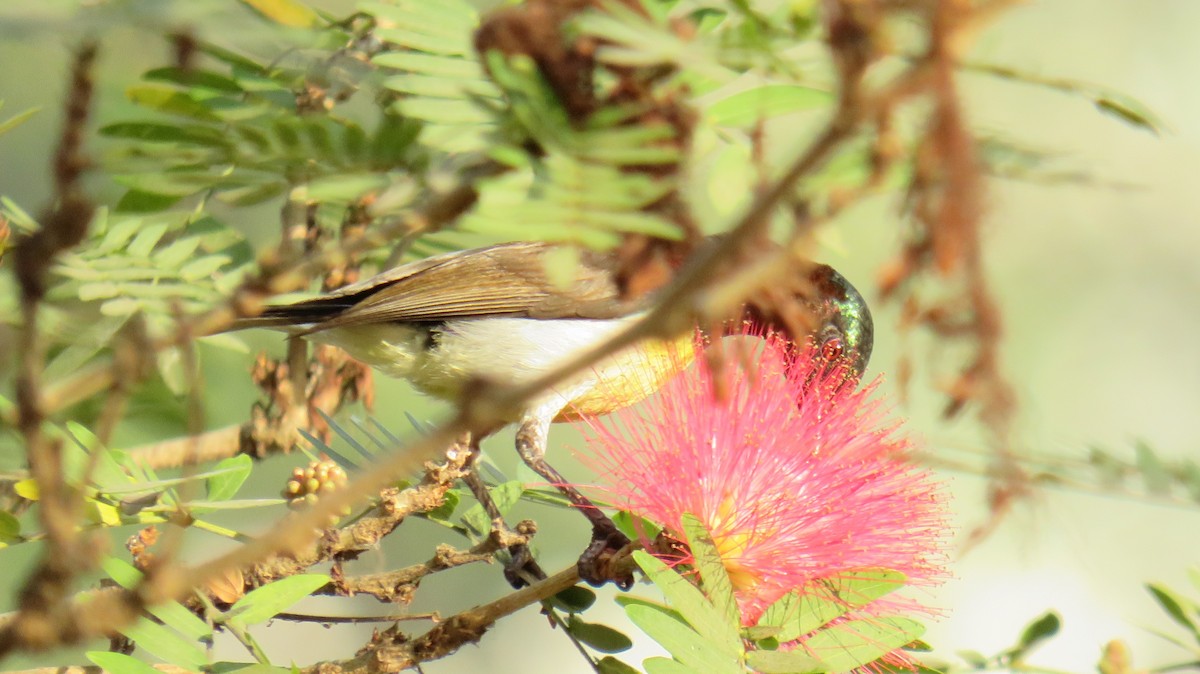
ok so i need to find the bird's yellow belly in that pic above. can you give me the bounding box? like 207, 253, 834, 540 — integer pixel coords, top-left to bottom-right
554, 336, 696, 420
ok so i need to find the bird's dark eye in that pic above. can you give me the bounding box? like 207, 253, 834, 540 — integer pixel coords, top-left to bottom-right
820, 336, 844, 362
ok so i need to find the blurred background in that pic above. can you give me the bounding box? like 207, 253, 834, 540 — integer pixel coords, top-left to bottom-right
1, 0, 1199, 672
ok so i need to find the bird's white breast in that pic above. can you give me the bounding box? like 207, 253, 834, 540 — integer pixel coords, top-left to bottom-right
311, 316, 636, 401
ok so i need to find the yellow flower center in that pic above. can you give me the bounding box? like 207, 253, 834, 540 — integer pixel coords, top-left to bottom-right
708, 496, 765, 592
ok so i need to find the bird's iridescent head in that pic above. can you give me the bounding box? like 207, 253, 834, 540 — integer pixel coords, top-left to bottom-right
807, 264, 874, 377
733, 263, 874, 380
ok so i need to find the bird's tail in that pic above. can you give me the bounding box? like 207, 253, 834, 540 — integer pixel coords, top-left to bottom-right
225, 295, 359, 333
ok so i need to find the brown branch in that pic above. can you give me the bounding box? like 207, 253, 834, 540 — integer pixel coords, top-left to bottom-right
273, 612, 439, 625
243, 449, 473, 589
327, 535, 526, 604
3, 41, 103, 656
298, 559, 622, 674
126, 425, 242, 470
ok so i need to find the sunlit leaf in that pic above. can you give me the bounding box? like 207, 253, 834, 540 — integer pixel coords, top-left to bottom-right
803, 616, 925, 673
120, 617, 208, 670
101, 557, 213, 641
757, 569, 906, 643
14, 479, 38, 501
0, 105, 40, 136
632, 551, 743, 660
87, 651, 168, 674
707, 84, 829, 127
237, 0, 321, 27
126, 84, 219, 121
226, 573, 332, 627
680, 514, 738, 629
642, 657, 696, 674
745, 649, 825, 674
626, 604, 742, 674
207, 455, 254, 502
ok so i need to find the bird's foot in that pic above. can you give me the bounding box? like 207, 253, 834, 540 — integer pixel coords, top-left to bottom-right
500, 519, 546, 589
578, 524, 634, 590
503, 543, 547, 588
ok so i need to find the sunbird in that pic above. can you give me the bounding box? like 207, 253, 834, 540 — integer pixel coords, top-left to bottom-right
238, 239, 873, 586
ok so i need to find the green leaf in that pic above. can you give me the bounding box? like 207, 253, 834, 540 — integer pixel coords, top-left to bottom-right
180, 254, 233, 281
956, 649, 988, 667
183, 498, 288, 511
117, 190, 182, 213
144, 67, 243, 93
1188, 567, 1200, 594
101, 558, 212, 641
87, 651, 168, 674
757, 569, 907, 643
423, 489, 460, 524
567, 615, 634, 654
102, 557, 143, 588
680, 514, 738, 629
1147, 584, 1199, 642
126, 84, 219, 121
745, 649, 825, 674
0, 105, 39, 136
304, 174, 388, 202
13, 479, 38, 501
1094, 94, 1166, 135
966, 62, 1166, 135
100, 121, 227, 146
100, 464, 256, 495
632, 550, 743, 660
643, 657, 696, 674
207, 455, 253, 502
127, 222, 169, 257
707, 84, 829, 127
1014, 611, 1061, 656
597, 656, 642, 674
550, 585, 597, 613
625, 604, 742, 674
64, 421, 131, 490
1135, 441, 1172, 493
154, 236, 203, 268
226, 573, 331, 627
0, 511, 20, 541
460, 480, 525, 536
120, 617, 208, 670
612, 510, 661, 542
803, 616, 925, 673
237, 0, 321, 27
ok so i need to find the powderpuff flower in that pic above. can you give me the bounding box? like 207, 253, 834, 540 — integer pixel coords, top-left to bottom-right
574, 331, 948, 637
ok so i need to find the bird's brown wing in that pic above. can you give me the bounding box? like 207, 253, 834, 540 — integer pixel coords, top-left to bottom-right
246, 241, 647, 334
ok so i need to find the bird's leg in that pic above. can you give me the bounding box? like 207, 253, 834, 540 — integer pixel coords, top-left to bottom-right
461, 434, 546, 588
515, 415, 634, 590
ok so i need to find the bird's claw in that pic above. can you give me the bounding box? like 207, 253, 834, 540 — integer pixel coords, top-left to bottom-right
503, 542, 547, 589
578, 525, 634, 589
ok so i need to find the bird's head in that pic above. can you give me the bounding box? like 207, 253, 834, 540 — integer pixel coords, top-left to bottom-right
733, 263, 874, 380
807, 263, 874, 377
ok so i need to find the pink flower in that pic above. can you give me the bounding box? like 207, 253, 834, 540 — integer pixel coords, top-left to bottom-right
574, 331, 948, 662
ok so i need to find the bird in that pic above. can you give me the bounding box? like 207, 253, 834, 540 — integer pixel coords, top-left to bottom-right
235, 239, 874, 587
